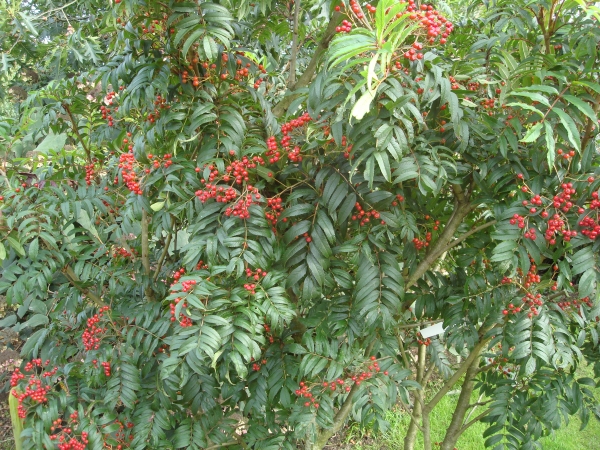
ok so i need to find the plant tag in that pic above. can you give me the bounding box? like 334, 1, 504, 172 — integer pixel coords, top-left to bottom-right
420, 322, 445, 339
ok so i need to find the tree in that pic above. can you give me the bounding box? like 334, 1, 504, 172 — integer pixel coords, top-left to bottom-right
1, 0, 600, 449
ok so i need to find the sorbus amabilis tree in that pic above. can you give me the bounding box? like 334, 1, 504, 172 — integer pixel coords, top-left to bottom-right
1, 0, 599, 449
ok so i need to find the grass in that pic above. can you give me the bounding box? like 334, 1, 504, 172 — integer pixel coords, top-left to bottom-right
349, 365, 600, 450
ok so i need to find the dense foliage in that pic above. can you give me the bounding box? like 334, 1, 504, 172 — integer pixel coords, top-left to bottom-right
1, 0, 600, 449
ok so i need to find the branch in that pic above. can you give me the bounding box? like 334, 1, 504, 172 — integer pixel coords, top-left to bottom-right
153, 215, 175, 282
396, 333, 411, 370
401, 185, 473, 310
62, 103, 92, 163
459, 408, 492, 434
579, 96, 600, 152
312, 382, 360, 448
204, 441, 238, 450
63, 265, 105, 307
272, 12, 342, 117
423, 325, 493, 414
288, 0, 301, 87
141, 209, 151, 277
442, 220, 497, 254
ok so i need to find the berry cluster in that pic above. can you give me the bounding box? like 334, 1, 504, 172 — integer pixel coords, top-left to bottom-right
195, 184, 238, 203
85, 160, 97, 186
265, 197, 285, 227
169, 269, 194, 327
100, 90, 118, 127
264, 114, 312, 166
403, 41, 424, 61
226, 157, 265, 184
116, 152, 142, 195
169, 297, 192, 327
509, 213, 526, 229
180, 279, 197, 293
224, 188, 261, 220
391, 193, 405, 206
580, 216, 600, 240
416, 335, 432, 346
523, 226, 537, 241
522, 292, 543, 318
264, 322, 275, 344
113, 246, 135, 259
552, 182, 578, 213
485, 352, 514, 377
556, 148, 577, 160
412, 236, 428, 250
10, 361, 55, 418
295, 356, 389, 409
544, 214, 576, 245
146, 94, 170, 123
351, 202, 384, 226
172, 267, 186, 282
555, 296, 593, 312
502, 302, 522, 316
101, 361, 111, 377
49, 412, 89, 450
146, 153, 173, 171
82, 306, 110, 352
245, 267, 268, 281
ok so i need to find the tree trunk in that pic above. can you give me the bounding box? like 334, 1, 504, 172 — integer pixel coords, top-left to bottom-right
439, 350, 482, 450
404, 343, 427, 450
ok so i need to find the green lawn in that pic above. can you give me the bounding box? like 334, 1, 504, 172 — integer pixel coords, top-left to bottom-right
349, 366, 600, 450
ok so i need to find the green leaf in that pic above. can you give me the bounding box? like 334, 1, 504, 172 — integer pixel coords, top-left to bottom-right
0, 242, 6, 260
25, 314, 49, 328
351, 89, 376, 121
374, 151, 391, 181
35, 132, 67, 154
6, 236, 25, 256
552, 108, 581, 151
28, 238, 39, 260
563, 95, 597, 122
151, 201, 165, 211
510, 91, 550, 106
520, 122, 543, 143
